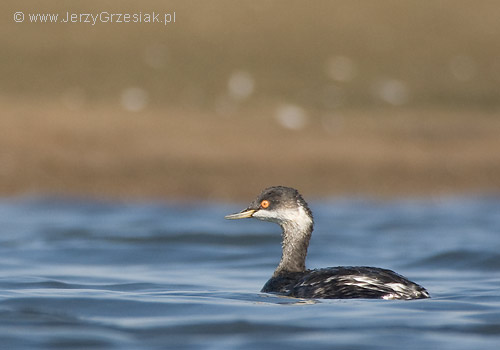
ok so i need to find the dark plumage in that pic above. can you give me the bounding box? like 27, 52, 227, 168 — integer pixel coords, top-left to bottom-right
225, 186, 429, 300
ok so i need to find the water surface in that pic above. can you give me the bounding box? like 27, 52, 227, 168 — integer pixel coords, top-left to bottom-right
1, 195, 499, 349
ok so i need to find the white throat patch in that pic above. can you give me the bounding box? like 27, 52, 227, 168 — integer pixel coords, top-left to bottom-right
253, 204, 313, 233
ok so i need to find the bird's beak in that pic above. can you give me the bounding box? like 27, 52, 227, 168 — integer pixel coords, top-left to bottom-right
224, 208, 256, 220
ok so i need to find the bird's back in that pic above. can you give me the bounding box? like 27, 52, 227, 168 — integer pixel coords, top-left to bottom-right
262, 266, 429, 300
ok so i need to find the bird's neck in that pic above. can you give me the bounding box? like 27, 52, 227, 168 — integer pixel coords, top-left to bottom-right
274, 207, 313, 276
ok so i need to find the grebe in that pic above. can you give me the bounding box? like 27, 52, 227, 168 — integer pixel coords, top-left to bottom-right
225, 186, 429, 300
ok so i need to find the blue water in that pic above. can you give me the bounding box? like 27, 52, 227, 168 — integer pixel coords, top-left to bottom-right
1, 195, 500, 349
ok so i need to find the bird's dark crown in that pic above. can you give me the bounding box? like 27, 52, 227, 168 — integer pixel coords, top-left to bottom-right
249, 186, 313, 218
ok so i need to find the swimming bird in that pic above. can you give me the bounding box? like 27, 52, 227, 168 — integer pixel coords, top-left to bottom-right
225, 186, 429, 300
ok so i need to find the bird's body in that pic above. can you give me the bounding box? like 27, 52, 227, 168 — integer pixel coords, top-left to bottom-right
262, 266, 428, 300
225, 186, 429, 300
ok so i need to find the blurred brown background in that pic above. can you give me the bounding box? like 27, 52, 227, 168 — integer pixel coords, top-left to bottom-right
2, 0, 500, 199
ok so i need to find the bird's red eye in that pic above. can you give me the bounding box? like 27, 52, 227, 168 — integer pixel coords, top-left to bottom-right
260, 200, 270, 208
